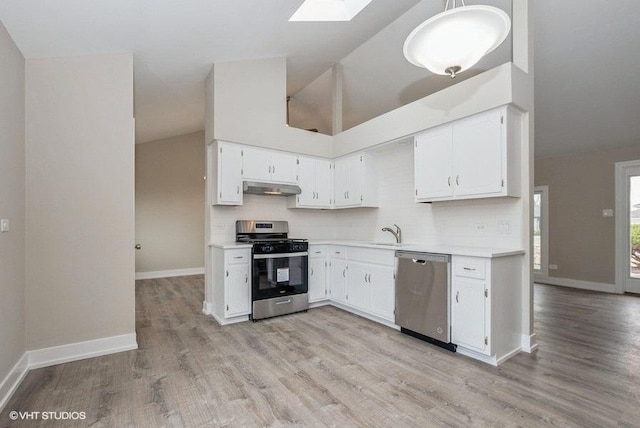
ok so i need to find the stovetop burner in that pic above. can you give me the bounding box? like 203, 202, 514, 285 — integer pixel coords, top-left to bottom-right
236, 220, 308, 254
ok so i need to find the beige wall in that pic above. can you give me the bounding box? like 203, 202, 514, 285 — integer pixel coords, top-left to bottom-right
0, 20, 26, 391
135, 132, 205, 273
25, 53, 135, 349
535, 145, 640, 285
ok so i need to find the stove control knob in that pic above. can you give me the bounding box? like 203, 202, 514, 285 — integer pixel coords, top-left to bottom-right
262, 245, 273, 253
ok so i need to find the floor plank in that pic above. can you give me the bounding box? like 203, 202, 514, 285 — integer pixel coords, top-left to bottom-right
2, 278, 640, 427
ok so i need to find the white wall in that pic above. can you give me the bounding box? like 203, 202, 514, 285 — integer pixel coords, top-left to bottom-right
25, 53, 135, 350
135, 131, 205, 274
209, 58, 332, 157
0, 19, 26, 398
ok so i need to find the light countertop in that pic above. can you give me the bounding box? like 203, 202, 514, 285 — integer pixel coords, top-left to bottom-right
210, 240, 524, 258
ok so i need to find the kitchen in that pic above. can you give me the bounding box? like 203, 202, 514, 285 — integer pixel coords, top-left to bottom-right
1, 0, 538, 424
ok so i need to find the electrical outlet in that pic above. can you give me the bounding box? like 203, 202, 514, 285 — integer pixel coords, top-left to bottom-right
497, 220, 511, 234
474, 222, 487, 232
0, 219, 9, 232
549, 264, 558, 270
602, 209, 614, 217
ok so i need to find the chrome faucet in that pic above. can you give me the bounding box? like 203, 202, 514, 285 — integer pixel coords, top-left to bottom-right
381, 224, 402, 244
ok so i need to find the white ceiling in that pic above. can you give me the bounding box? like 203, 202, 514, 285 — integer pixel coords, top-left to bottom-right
1, 0, 639, 159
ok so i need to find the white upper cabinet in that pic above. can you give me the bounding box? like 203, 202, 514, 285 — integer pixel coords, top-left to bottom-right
210, 141, 243, 206
414, 106, 521, 202
289, 156, 332, 209
243, 147, 297, 184
333, 153, 378, 209
414, 127, 454, 200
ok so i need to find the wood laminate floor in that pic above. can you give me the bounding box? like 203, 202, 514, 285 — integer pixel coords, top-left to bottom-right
2, 277, 640, 427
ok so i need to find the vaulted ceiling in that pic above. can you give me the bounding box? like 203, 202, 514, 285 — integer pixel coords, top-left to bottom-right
1, 0, 638, 159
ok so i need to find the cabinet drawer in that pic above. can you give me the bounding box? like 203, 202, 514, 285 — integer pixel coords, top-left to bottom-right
330, 247, 347, 259
453, 257, 486, 279
309, 246, 327, 258
225, 249, 250, 264
347, 247, 395, 266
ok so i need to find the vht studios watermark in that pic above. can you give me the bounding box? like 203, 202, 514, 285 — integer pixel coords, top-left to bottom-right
9, 410, 86, 421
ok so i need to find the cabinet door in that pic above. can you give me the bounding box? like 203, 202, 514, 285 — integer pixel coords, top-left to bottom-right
329, 259, 348, 304
225, 263, 250, 317
453, 109, 503, 197
242, 148, 271, 181
270, 152, 298, 184
308, 257, 327, 302
217, 143, 243, 205
368, 265, 395, 321
414, 128, 454, 200
347, 262, 369, 311
347, 155, 363, 206
296, 156, 317, 206
451, 276, 488, 353
333, 158, 350, 207
315, 158, 333, 208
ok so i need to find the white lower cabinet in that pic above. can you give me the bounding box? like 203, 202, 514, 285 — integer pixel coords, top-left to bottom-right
330, 259, 348, 304
225, 261, 251, 317
308, 246, 328, 302
451, 271, 489, 354
207, 247, 251, 324
328, 246, 395, 323
451, 255, 522, 365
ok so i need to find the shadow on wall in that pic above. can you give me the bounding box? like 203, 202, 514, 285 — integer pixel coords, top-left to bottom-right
397, 68, 485, 106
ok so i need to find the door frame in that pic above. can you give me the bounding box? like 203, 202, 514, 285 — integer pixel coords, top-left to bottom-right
533, 185, 549, 280
614, 160, 640, 294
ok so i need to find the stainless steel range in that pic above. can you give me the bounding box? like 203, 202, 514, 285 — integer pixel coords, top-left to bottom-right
236, 220, 309, 320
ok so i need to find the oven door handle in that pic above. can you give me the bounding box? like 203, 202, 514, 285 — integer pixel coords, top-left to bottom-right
253, 252, 308, 259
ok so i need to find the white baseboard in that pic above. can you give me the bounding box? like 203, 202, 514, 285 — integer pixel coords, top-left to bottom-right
1, 333, 137, 413
0, 353, 29, 413
28, 333, 138, 370
535, 276, 617, 294
202, 301, 213, 315
521, 333, 538, 353
135, 267, 204, 280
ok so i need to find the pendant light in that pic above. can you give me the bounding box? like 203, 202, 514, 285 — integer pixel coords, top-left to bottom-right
403, 0, 511, 78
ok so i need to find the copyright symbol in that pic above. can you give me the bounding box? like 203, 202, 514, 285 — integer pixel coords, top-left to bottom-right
9, 411, 18, 420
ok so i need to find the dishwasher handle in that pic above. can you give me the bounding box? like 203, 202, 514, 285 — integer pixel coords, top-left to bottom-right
395, 250, 450, 264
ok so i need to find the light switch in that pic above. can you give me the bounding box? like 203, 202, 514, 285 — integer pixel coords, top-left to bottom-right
602, 209, 614, 217
0, 219, 9, 232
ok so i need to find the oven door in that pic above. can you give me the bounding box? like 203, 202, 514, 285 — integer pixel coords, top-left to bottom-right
252, 252, 308, 300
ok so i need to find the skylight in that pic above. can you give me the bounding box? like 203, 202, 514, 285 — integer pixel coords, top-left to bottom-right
289, 0, 372, 22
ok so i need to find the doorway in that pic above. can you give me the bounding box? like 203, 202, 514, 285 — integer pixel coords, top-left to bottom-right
615, 160, 640, 293
533, 186, 549, 279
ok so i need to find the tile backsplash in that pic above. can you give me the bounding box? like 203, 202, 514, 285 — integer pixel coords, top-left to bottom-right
211, 141, 524, 250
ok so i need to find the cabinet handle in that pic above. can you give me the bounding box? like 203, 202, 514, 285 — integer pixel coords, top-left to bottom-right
448, 176, 451, 187
226, 304, 229, 311
463, 267, 476, 271
315, 251, 322, 254
456, 175, 460, 185
311, 268, 314, 276
347, 191, 350, 199
245, 274, 248, 283
226, 271, 229, 277
233, 256, 243, 259
364, 273, 367, 282
236, 185, 240, 194
456, 291, 459, 303
273, 165, 276, 174
343, 269, 346, 277
268, 165, 272, 173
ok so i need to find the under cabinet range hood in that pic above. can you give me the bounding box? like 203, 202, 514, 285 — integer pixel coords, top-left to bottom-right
243, 181, 301, 196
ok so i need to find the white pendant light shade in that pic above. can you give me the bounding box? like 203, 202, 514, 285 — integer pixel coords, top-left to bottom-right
403, 5, 510, 78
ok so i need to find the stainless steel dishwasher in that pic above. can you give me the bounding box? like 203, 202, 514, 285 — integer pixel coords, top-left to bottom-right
395, 251, 455, 352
